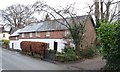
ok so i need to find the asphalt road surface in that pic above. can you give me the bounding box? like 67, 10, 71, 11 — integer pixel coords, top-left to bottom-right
1, 47, 67, 70
0, 45, 2, 71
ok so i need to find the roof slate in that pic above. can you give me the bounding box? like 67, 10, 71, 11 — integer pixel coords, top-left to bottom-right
12, 15, 94, 36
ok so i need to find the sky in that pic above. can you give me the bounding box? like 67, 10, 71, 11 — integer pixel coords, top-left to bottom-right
0, 0, 93, 9
0, 0, 119, 24
0, 0, 119, 16
0, 0, 94, 21
0, 0, 93, 12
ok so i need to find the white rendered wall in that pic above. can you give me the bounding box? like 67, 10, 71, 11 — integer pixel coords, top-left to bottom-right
9, 40, 21, 50
0, 33, 10, 40
9, 39, 65, 52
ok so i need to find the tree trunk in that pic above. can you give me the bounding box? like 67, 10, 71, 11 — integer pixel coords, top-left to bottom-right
75, 42, 81, 57
105, 2, 111, 22
100, 0, 104, 21
95, 1, 100, 27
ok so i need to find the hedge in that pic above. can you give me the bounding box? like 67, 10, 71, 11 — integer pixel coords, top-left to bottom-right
20, 41, 49, 54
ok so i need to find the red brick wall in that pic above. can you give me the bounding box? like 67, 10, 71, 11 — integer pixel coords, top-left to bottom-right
40, 32, 46, 38
9, 36, 19, 40
19, 30, 65, 39
83, 18, 96, 48
50, 30, 65, 38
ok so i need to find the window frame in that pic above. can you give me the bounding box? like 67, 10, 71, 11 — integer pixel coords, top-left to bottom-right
64, 30, 69, 36
21, 33, 24, 38
36, 32, 40, 37
3, 34, 5, 38
29, 33, 32, 38
46, 32, 50, 37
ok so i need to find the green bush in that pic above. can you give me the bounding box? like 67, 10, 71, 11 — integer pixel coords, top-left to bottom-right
55, 47, 79, 62
2, 39, 10, 45
80, 47, 95, 58
96, 21, 120, 70
2, 39, 10, 48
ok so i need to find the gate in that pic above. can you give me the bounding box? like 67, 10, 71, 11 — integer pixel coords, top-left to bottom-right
43, 50, 56, 63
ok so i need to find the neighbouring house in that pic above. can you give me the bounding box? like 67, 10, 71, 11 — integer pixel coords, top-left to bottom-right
0, 26, 10, 41
0, 27, 3, 41
9, 15, 96, 52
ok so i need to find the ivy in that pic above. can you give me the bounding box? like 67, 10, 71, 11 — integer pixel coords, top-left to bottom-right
96, 21, 120, 70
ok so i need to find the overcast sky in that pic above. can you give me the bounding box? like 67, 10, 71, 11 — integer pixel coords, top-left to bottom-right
0, 0, 119, 22
0, 0, 119, 14
0, 0, 93, 11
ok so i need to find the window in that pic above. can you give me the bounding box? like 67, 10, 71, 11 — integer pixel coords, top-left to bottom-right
64, 30, 69, 36
36, 32, 40, 37
46, 32, 50, 37
3, 34, 5, 38
29, 33, 32, 38
21, 33, 24, 38
16, 37, 18, 40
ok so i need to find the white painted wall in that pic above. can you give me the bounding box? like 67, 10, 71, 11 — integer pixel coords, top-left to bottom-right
9, 39, 66, 52
9, 40, 21, 50
2, 33, 10, 40
0, 33, 10, 40
0, 33, 2, 41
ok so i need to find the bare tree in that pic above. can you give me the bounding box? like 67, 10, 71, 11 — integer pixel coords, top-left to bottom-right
33, 1, 93, 56
0, 4, 37, 31
94, 0, 120, 25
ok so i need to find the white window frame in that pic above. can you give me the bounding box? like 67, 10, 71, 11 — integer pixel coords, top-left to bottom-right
36, 32, 40, 37
16, 37, 18, 40
3, 34, 5, 38
46, 32, 50, 37
64, 30, 69, 36
21, 33, 24, 38
29, 33, 32, 38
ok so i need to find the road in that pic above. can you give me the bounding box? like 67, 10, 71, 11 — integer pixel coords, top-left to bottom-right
0, 45, 2, 71
0, 45, 106, 70
1, 46, 67, 70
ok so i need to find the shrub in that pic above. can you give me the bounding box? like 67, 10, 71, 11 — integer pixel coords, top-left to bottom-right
97, 21, 120, 70
2, 39, 10, 48
80, 47, 95, 58
2, 39, 10, 45
55, 47, 79, 62
20, 41, 49, 55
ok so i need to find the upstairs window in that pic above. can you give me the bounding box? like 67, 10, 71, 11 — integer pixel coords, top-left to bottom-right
64, 30, 70, 36
36, 32, 40, 37
21, 33, 24, 38
3, 34, 5, 38
29, 33, 32, 38
46, 32, 50, 37
16, 37, 18, 40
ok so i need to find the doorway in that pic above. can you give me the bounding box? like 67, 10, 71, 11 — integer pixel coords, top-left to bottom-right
54, 41, 58, 51
12, 43, 14, 49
